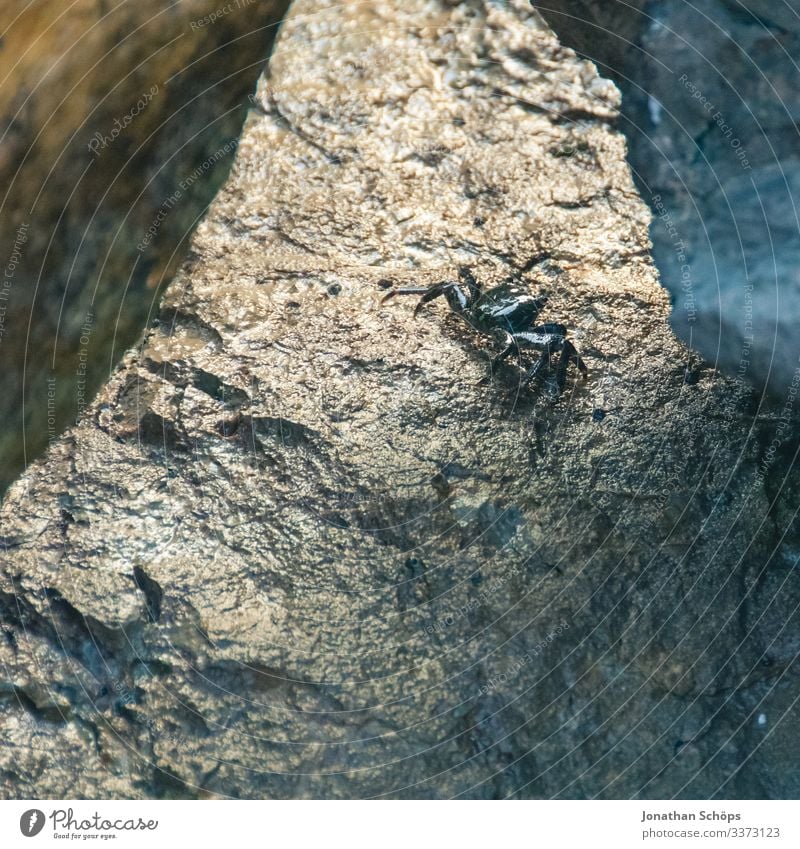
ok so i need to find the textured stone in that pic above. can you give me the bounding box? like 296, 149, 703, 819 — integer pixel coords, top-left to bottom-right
0, 0, 289, 491
0, 0, 798, 799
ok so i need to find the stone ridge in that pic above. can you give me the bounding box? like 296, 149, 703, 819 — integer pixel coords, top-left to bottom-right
0, 0, 797, 799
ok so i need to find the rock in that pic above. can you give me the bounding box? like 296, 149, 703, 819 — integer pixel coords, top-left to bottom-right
0, 0, 290, 492
539, 0, 800, 396
1, 0, 798, 799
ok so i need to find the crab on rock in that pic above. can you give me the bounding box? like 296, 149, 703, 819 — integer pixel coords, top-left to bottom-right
382, 267, 587, 394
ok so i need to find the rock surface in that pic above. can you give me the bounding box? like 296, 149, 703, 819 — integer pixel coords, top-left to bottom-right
1, 0, 799, 799
0, 0, 289, 492
537, 0, 800, 396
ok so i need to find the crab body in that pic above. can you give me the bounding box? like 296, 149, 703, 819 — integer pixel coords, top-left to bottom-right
383, 268, 587, 394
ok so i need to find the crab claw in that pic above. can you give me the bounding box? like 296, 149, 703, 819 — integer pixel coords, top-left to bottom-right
380, 286, 430, 305
380, 283, 455, 317
458, 266, 478, 286
568, 342, 589, 379
412, 282, 455, 316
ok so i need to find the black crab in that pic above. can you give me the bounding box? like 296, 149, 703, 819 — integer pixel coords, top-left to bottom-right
382, 267, 588, 395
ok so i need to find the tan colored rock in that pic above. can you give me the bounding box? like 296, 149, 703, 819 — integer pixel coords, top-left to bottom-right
0, 0, 797, 799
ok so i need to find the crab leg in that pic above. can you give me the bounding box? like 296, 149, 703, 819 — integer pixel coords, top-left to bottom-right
380, 287, 431, 303
489, 332, 519, 372
381, 282, 456, 317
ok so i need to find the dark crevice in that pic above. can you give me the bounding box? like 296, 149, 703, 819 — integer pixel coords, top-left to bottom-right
132, 565, 163, 623
537, 0, 800, 397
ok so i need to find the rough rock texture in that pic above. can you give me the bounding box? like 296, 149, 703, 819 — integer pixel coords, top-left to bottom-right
1, 0, 799, 799
0, 0, 289, 492
538, 0, 800, 396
